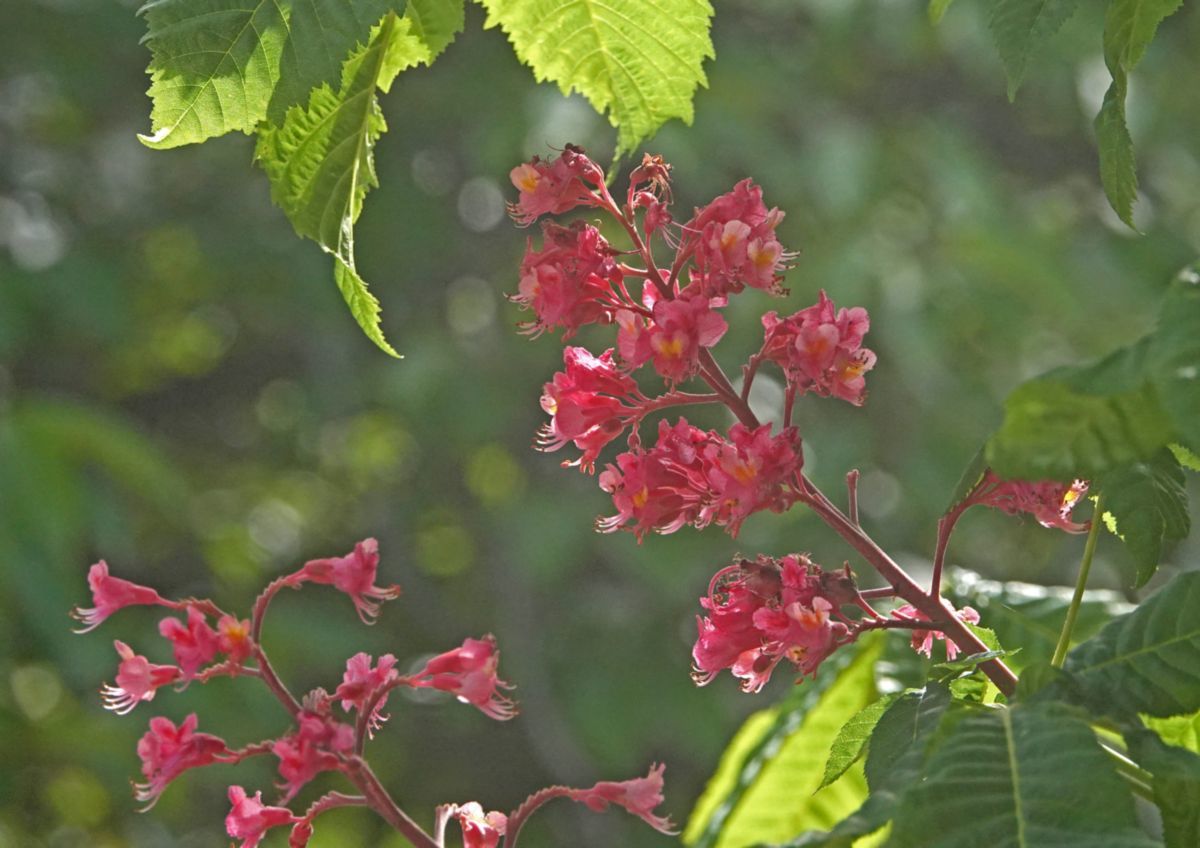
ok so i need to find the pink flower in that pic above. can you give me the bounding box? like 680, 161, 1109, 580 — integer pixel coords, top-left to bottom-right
217, 614, 254, 665
101, 640, 181, 714
158, 606, 220, 679
701, 423, 802, 535
512, 221, 622, 338
597, 418, 712, 539
289, 820, 315, 848
890, 603, 981, 661
414, 636, 516, 721
692, 555, 851, 691
452, 802, 508, 848
538, 347, 639, 472
71, 560, 172, 633
272, 711, 356, 802
617, 288, 728, 383
508, 145, 603, 226
970, 472, 1090, 533
761, 291, 877, 406
226, 785, 298, 848
134, 713, 228, 807
293, 538, 402, 624
682, 179, 792, 298
568, 763, 675, 834
334, 652, 399, 737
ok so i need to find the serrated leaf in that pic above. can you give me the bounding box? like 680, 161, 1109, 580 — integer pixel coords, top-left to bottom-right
478, 0, 715, 155
1104, 0, 1184, 71
818, 694, 900, 792
988, 0, 1078, 100
684, 639, 880, 848
1095, 69, 1138, 229
265, 0, 404, 122
785, 685, 952, 848
1149, 271, 1200, 455
1098, 449, 1190, 587
986, 377, 1173, 481
256, 8, 446, 356
928, 0, 959, 24
1065, 569, 1200, 718
1146, 711, 1200, 752
138, 0, 291, 148
890, 702, 1158, 848
948, 568, 1131, 671
1127, 729, 1200, 848
1171, 443, 1200, 472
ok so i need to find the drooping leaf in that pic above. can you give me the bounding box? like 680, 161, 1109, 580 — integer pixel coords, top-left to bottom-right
1148, 269, 1200, 454
1095, 0, 1185, 227
684, 638, 881, 848
1127, 729, 1200, 848
928, 0, 960, 24
478, 0, 715, 155
890, 702, 1158, 848
265, 0, 404, 122
986, 377, 1173, 481
256, 8, 450, 356
988, 0, 1079, 100
1098, 449, 1190, 587
947, 568, 1131, 672
818, 693, 900, 792
785, 684, 952, 848
138, 0, 291, 148
1065, 569, 1200, 718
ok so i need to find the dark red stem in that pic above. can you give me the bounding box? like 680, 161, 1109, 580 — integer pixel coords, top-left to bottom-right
343, 756, 439, 848
250, 576, 302, 716
504, 785, 576, 848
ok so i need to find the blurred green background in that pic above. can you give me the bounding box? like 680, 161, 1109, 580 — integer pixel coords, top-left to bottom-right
1, 0, 1198, 845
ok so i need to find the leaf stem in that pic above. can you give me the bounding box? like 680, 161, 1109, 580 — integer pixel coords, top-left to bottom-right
1051, 494, 1105, 669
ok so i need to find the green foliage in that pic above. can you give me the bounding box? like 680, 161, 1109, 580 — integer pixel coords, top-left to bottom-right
1065, 569, 1200, 718
944, 446, 987, 514
818, 694, 899, 792
889, 702, 1158, 848
684, 639, 881, 848
1149, 268, 1200, 454
1098, 449, 1190, 586
478, 0, 715, 156
927, 0, 960, 24
1127, 730, 1200, 848
987, 0, 1078, 100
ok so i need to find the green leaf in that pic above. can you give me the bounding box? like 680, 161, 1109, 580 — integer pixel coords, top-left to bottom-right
1172, 443, 1200, 472
1095, 0, 1184, 227
944, 445, 988, 515
138, 0, 291, 148
1065, 569, 1200, 718
478, 0, 715, 155
988, 0, 1079, 100
265, 0, 405, 122
927, 0, 959, 24
948, 568, 1131, 672
257, 9, 447, 356
818, 694, 900, 792
684, 638, 881, 848
1098, 449, 1190, 587
1146, 710, 1200, 752
1127, 729, 1200, 848
986, 377, 1173, 481
1148, 270, 1200, 454
890, 702, 1158, 848
1095, 69, 1138, 229
785, 684, 953, 848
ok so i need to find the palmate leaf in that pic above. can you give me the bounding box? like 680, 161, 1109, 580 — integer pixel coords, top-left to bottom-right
478, 0, 715, 156
1099, 448, 1190, 587
1127, 730, 1200, 848
1065, 569, 1200, 718
988, 0, 1079, 100
684, 638, 881, 848
256, 2, 463, 355
1097, 0, 1185, 227
1148, 268, 1200, 455
890, 702, 1158, 848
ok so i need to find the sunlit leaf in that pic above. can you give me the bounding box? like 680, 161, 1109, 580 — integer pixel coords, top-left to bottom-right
478, 0, 715, 155
1098, 449, 1189, 587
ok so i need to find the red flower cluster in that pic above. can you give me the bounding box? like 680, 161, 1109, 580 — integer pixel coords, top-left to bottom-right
598, 419, 802, 538
967, 471, 1091, 533
890, 603, 981, 661
76, 540, 672, 847
761, 290, 877, 406
513, 221, 623, 338
692, 555, 855, 692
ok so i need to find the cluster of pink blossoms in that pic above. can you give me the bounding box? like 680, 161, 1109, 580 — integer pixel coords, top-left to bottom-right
74, 539, 673, 847
962, 471, 1091, 533
508, 147, 870, 540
